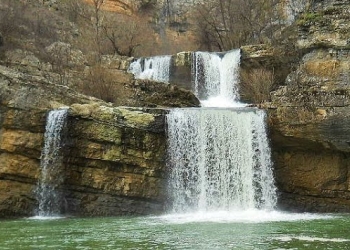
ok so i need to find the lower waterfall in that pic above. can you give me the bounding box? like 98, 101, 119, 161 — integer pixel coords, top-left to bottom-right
36, 109, 68, 217
167, 108, 276, 213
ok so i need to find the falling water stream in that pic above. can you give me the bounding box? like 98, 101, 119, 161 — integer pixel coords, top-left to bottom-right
192, 49, 241, 106
36, 109, 68, 218
128, 55, 172, 83
167, 108, 276, 213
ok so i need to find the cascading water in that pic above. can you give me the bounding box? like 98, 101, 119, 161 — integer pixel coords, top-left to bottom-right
193, 49, 241, 107
167, 108, 276, 212
36, 109, 68, 217
128, 55, 171, 83
167, 49, 277, 214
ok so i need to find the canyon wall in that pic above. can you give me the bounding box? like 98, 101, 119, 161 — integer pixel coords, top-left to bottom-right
0, 63, 198, 217
268, 0, 350, 212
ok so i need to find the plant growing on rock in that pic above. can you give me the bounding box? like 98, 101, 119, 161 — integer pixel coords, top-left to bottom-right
240, 68, 275, 103
78, 65, 119, 103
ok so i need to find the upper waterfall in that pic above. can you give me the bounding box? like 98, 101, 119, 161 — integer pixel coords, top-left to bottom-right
192, 49, 242, 107
128, 55, 171, 83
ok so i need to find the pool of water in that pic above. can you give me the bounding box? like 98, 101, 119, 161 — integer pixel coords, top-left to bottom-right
1, 211, 350, 249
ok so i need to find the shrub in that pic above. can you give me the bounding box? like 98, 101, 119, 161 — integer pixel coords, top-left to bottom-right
78, 65, 119, 103
240, 68, 275, 103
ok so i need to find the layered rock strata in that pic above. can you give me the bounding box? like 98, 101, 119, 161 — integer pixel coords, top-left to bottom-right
269, 0, 350, 212
0, 64, 198, 217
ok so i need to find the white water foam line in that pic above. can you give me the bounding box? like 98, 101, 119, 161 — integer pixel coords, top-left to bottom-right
276, 235, 350, 243
28, 215, 65, 220
156, 210, 336, 224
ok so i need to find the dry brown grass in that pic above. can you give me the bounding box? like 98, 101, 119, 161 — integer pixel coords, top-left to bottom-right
78, 65, 119, 103
240, 68, 275, 103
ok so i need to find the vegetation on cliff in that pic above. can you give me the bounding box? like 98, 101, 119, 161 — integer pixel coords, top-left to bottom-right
0, 0, 309, 104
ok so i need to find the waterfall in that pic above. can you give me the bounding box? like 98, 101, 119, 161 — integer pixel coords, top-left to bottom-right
36, 109, 68, 217
167, 48, 277, 214
193, 49, 241, 107
167, 108, 276, 212
128, 55, 171, 83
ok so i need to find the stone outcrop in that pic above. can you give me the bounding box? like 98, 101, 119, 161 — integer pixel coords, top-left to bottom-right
169, 51, 192, 90
268, 0, 350, 212
125, 79, 200, 107
0, 61, 198, 217
64, 105, 167, 216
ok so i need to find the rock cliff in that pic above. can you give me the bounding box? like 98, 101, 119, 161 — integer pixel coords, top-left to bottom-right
0, 62, 198, 217
269, 0, 350, 212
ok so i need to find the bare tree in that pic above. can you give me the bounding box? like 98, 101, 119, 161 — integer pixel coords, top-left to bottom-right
44, 42, 73, 85
91, 0, 105, 59
194, 0, 280, 51
102, 13, 156, 57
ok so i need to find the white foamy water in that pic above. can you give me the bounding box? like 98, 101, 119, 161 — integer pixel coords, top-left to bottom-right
200, 96, 246, 108
157, 210, 335, 224
128, 55, 171, 83
36, 109, 68, 217
28, 215, 65, 220
276, 235, 350, 243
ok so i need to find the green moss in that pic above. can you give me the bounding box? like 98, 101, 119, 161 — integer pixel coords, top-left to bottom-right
102, 145, 122, 161
82, 121, 122, 144
119, 108, 155, 127
297, 12, 323, 26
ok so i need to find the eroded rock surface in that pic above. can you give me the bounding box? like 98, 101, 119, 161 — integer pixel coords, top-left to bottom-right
269, 0, 350, 212
0, 60, 197, 217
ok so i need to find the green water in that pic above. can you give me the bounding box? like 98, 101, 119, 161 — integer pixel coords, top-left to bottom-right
1, 212, 350, 250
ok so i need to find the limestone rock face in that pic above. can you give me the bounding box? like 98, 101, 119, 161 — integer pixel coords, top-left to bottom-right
65, 105, 167, 216
0, 60, 197, 217
169, 51, 193, 90
126, 79, 200, 108
269, 0, 350, 212
297, 0, 350, 50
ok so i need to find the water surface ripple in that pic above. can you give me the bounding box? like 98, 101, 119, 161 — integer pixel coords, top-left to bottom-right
1, 214, 350, 250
